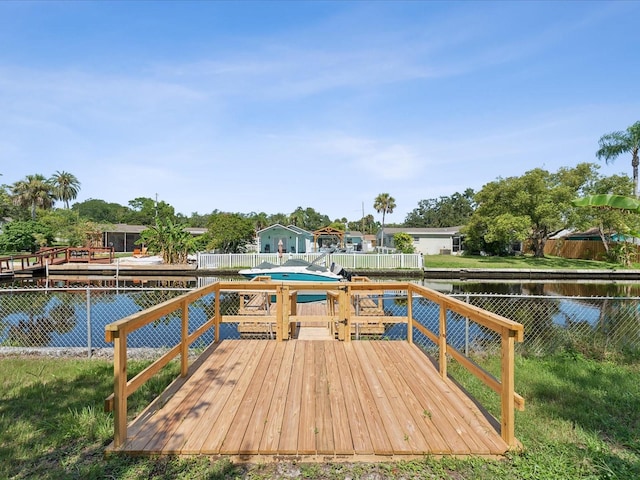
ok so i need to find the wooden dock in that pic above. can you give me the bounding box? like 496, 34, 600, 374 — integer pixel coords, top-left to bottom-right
0, 246, 114, 277
109, 339, 508, 460
104, 280, 524, 462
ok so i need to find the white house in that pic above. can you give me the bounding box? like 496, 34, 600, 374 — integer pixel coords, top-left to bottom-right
377, 226, 463, 255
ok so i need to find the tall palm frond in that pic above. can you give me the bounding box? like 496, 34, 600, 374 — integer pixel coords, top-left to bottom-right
11, 174, 55, 219
51, 171, 81, 209
373, 193, 396, 248
596, 121, 640, 197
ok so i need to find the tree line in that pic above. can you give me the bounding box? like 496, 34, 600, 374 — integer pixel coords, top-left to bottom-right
1, 121, 638, 262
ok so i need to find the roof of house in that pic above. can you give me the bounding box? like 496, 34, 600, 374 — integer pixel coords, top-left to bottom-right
380, 226, 462, 235
257, 224, 312, 236
101, 223, 206, 235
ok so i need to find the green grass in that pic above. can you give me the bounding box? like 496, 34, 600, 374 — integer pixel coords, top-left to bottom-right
1, 353, 638, 479
424, 254, 629, 270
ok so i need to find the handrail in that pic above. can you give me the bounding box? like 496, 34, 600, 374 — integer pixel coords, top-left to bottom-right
104, 279, 524, 449
0, 246, 114, 274
408, 283, 525, 446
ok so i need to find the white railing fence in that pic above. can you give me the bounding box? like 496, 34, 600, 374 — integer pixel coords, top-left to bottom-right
196, 252, 423, 270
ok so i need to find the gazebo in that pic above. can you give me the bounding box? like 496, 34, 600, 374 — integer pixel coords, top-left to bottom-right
313, 226, 345, 251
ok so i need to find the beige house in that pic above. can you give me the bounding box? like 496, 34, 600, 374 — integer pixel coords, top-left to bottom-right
377, 227, 463, 255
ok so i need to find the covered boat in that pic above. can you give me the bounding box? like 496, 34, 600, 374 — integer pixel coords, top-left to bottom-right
238, 258, 350, 282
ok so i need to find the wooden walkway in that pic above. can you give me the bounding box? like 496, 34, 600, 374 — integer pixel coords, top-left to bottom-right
111, 339, 509, 460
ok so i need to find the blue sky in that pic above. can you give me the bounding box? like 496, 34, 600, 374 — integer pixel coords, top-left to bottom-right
1, 1, 639, 224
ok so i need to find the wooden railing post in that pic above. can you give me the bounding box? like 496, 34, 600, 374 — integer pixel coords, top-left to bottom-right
214, 286, 220, 343
438, 302, 447, 378
339, 287, 351, 343
180, 298, 189, 377
407, 289, 413, 344
288, 291, 298, 340
275, 285, 285, 342
113, 331, 128, 448
501, 328, 517, 446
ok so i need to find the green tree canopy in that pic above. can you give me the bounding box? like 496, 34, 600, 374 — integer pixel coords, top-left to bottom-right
71, 198, 129, 223
0, 220, 54, 253
405, 189, 475, 227
205, 212, 256, 253
10, 174, 55, 220
347, 214, 378, 235
125, 197, 176, 225
288, 207, 331, 231
463, 163, 599, 257
572, 174, 640, 265
393, 232, 415, 253
138, 218, 195, 264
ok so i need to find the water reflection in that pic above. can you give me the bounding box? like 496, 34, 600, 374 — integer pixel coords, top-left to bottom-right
420, 280, 640, 297
1, 293, 78, 347
1, 275, 639, 354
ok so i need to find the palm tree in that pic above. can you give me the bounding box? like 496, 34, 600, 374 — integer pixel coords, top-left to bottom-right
50, 170, 81, 209
289, 207, 305, 227
596, 121, 640, 197
11, 174, 55, 219
373, 193, 396, 249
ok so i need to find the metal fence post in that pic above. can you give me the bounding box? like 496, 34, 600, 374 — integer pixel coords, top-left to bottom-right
86, 288, 92, 358
465, 294, 470, 356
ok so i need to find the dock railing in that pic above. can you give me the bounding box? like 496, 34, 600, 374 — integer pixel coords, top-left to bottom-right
0, 246, 114, 275
104, 279, 524, 449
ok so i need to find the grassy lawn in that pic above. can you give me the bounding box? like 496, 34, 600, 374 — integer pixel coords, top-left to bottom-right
1, 353, 638, 479
423, 254, 629, 270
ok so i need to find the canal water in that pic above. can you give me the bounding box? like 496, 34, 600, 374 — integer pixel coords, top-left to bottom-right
1, 275, 639, 351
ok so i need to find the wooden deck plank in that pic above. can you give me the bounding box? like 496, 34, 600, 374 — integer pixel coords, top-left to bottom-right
124, 342, 224, 442
372, 341, 449, 454
156, 340, 244, 454
360, 341, 430, 455
259, 341, 296, 453
113, 339, 513, 460
239, 342, 287, 454
352, 343, 413, 455
181, 340, 264, 454
393, 343, 476, 453
342, 343, 394, 456
325, 342, 356, 455
402, 345, 507, 453
297, 341, 318, 455
400, 343, 507, 453
333, 342, 374, 455
391, 342, 497, 454
221, 341, 278, 454
125, 340, 240, 453
278, 341, 306, 454
202, 340, 269, 454
315, 342, 335, 455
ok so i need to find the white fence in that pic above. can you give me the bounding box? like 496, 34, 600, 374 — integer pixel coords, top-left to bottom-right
196, 252, 424, 271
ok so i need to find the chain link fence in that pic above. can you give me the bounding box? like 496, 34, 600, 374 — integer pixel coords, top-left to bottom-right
377, 292, 640, 359
1, 285, 639, 359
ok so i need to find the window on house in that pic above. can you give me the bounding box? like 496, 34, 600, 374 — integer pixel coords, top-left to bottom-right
453, 235, 461, 252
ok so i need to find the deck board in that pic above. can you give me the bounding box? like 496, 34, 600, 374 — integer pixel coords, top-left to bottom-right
111, 339, 511, 460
